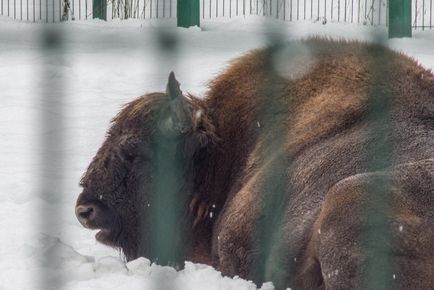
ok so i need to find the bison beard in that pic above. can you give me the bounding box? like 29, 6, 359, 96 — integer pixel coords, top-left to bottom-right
76, 39, 434, 290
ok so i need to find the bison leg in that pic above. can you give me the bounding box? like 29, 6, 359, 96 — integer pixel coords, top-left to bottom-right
313, 159, 434, 290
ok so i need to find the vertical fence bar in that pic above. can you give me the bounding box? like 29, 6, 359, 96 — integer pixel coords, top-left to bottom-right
276, 0, 278, 18
269, 0, 271, 16
358, 0, 360, 23
93, 0, 106, 19
429, 0, 432, 29
378, 0, 381, 24
38, 26, 66, 290
364, 0, 367, 23
290, 0, 292, 20
389, 0, 411, 37
385, 0, 388, 26
344, 0, 346, 21
414, 0, 417, 28
33, 0, 35, 21
331, 0, 333, 20
324, 0, 326, 21
422, 0, 425, 30
351, 0, 353, 22
296, 0, 298, 19
362, 35, 394, 290
177, 0, 199, 27
303, 0, 305, 19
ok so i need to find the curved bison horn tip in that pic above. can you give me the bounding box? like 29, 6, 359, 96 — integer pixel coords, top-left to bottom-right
167, 72, 181, 97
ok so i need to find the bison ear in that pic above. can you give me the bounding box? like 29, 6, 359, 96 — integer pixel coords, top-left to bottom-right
160, 71, 192, 136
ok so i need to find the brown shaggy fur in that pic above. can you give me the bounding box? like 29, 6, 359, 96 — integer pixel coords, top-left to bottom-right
76, 39, 434, 289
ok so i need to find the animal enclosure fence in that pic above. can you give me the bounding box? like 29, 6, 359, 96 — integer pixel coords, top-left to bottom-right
0, 0, 433, 29
2, 0, 432, 289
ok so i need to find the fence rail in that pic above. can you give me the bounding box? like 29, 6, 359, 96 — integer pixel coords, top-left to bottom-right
0, 0, 432, 28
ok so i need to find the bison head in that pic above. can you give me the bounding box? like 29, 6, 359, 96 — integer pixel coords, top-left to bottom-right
75, 72, 217, 263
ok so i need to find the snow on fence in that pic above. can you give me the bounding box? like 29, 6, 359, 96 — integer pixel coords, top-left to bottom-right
0, 0, 433, 29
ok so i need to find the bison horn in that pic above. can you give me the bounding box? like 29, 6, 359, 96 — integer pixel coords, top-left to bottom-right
164, 71, 191, 135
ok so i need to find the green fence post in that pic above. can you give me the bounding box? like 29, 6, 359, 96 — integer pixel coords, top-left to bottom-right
177, 0, 200, 28
93, 0, 106, 20
388, 0, 411, 38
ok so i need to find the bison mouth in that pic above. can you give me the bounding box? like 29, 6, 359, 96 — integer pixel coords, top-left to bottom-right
95, 228, 122, 247
95, 229, 116, 247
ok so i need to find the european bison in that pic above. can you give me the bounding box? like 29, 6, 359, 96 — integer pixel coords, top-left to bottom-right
76, 39, 434, 289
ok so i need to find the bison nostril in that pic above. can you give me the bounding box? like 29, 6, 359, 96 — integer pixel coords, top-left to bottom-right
75, 205, 96, 226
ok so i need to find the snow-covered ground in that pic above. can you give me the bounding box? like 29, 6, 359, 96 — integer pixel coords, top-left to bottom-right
1, 15, 434, 290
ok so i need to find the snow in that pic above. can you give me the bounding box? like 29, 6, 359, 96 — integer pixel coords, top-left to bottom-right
1, 15, 434, 290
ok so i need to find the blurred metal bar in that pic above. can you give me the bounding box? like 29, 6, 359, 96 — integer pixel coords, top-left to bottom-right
345, 0, 347, 21
324, 0, 326, 20
358, 0, 360, 23
364, 0, 367, 22
38, 26, 66, 290
363, 35, 394, 290
422, 0, 425, 30
351, 0, 353, 22
331, 0, 334, 19
276, 0, 278, 18
296, 0, 298, 19
378, 0, 381, 25
290, 0, 293, 20
389, 0, 411, 37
